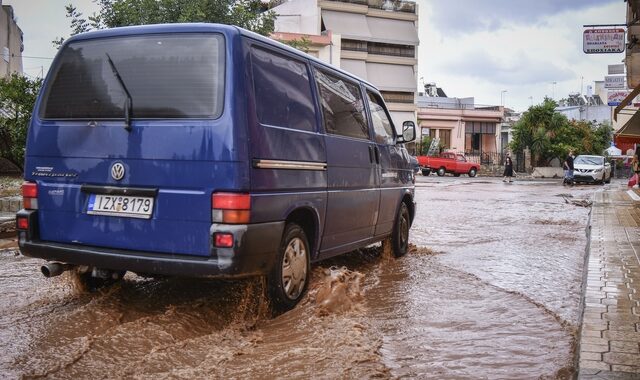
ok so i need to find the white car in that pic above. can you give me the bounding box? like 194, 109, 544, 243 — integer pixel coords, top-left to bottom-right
573, 155, 611, 184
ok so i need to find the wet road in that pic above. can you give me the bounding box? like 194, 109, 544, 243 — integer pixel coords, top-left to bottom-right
0, 177, 602, 379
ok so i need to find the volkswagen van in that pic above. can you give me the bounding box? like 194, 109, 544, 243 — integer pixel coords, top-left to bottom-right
16, 23, 416, 310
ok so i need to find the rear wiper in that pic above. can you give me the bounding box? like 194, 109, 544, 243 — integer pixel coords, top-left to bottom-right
105, 53, 133, 132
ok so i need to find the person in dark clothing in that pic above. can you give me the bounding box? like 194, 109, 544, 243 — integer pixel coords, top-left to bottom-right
502, 156, 514, 182
563, 150, 575, 185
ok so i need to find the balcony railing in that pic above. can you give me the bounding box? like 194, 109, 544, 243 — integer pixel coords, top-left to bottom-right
321, 0, 416, 13
417, 101, 502, 111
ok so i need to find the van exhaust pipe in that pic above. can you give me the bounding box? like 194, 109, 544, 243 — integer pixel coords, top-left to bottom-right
41, 263, 73, 278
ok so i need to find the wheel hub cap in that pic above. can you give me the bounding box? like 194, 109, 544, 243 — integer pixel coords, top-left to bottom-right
282, 237, 307, 300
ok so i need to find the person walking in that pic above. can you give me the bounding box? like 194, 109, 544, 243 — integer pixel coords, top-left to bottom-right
631, 146, 640, 188
502, 156, 514, 182
563, 149, 575, 186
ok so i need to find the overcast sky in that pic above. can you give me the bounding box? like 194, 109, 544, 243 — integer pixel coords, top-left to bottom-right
8, 0, 627, 112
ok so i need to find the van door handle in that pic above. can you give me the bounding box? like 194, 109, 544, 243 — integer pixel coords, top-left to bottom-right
373, 146, 380, 165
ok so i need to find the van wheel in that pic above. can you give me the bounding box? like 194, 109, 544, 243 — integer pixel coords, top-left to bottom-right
422, 169, 431, 176
391, 202, 410, 258
606, 174, 611, 184
453, 173, 461, 177
469, 168, 477, 177
437, 167, 446, 176
268, 223, 310, 311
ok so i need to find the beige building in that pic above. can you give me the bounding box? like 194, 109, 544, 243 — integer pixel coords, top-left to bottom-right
270, 0, 419, 131
0, 3, 23, 76
417, 95, 504, 155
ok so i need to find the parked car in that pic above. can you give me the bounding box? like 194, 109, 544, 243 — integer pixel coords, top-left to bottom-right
15, 23, 417, 311
416, 152, 479, 177
573, 155, 612, 184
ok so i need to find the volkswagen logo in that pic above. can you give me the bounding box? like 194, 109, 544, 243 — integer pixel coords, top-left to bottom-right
110, 162, 125, 181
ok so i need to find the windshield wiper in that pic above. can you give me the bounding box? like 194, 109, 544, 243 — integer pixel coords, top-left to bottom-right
105, 53, 133, 132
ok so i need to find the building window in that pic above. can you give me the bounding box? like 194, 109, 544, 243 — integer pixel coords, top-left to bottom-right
342, 39, 368, 53
465, 121, 497, 153
368, 42, 415, 58
381, 91, 414, 104
440, 129, 451, 148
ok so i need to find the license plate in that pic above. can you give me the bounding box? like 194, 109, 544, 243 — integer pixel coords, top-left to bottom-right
87, 194, 154, 219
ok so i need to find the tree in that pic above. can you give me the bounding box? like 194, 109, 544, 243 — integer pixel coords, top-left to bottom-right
0, 74, 42, 171
510, 98, 567, 166
511, 98, 615, 166
55, 0, 275, 46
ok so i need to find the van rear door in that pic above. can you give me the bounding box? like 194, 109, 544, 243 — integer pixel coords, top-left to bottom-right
26, 32, 242, 257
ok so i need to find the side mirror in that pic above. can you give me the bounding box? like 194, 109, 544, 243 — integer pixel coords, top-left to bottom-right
397, 121, 416, 144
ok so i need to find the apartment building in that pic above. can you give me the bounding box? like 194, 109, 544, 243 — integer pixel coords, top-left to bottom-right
270, 0, 419, 132
0, 3, 23, 76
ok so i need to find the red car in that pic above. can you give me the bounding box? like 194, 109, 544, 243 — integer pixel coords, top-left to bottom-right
417, 152, 479, 177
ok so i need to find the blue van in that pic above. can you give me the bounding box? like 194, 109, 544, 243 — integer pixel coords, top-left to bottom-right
16, 23, 416, 310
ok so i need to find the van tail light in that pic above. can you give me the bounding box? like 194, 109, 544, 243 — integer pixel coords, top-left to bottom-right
211, 192, 250, 224
22, 182, 38, 210
17, 216, 29, 230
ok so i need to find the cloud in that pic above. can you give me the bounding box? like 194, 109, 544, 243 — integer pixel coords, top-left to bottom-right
425, 0, 618, 34
437, 50, 575, 85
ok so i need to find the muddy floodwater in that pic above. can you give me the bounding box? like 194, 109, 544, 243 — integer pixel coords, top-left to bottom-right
0, 177, 601, 379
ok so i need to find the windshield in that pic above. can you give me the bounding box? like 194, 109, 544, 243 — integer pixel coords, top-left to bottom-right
39, 33, 225, 119
575, 156, 604, 166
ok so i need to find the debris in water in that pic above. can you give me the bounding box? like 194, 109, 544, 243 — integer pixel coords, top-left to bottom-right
561, 196, 592, 207
312, 266, 364, 316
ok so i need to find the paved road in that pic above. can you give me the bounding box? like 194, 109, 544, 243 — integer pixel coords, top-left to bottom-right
0, 176, 602, 378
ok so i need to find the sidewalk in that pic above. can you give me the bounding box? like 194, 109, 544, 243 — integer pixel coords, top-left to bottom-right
578, 185, 640, 379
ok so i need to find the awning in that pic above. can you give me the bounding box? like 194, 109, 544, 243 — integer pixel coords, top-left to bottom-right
366, 62, 415, 92
614, 80, 640, 121
367, 17, 419, 45
340, 59, 367, 80
616, 108, 640, 137
321, 10, 371, 41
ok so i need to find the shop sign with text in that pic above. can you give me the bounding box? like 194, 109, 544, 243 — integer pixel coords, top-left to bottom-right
583, 28, 625, 54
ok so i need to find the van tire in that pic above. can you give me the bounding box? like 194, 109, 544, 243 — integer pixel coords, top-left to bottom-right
268, 223, 310, 311
469, 168, 477, 177
437, 167, 446, 176
422, 169, 431, 176
391, 202, 410, 258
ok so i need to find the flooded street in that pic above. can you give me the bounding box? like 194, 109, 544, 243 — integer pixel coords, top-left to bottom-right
0, 177, 601, 379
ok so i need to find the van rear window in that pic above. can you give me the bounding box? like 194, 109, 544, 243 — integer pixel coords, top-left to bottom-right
39, 34, 224, 120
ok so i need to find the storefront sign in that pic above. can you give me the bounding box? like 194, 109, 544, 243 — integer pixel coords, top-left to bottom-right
583, 28, 625, 54
608, 64, 625, 75
605, 75, 626, 89
608, 90, 630, 106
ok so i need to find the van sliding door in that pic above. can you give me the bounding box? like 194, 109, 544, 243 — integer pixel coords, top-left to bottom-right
315, 69, 378, 256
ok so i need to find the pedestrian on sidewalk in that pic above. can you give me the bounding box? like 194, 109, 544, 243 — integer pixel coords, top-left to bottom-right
563, 149, 575, 186
631, 146, 640, 188
502, 156, 514, 182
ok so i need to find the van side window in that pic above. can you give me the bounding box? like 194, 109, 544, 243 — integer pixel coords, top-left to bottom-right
315, 70, 368, 139
366, 91, 394, 145
251, 46, 315, 131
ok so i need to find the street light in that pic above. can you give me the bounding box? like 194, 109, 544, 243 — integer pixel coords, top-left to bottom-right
501, 90, 508, 106
551, 81, 557, 100
528, 96, 533, 107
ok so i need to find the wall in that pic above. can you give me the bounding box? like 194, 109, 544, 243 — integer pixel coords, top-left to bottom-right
0, 5, 22, 76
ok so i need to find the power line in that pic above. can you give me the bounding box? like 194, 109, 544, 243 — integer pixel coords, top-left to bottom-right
11, 54, 53, 60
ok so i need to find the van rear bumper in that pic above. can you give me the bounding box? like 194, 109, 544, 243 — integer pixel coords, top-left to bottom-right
18, 211, 284, 278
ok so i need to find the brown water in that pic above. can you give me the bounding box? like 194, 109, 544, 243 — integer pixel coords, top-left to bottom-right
0, 178, 600, 379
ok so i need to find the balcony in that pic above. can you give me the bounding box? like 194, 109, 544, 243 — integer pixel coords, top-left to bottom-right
323, 0, 416, 14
